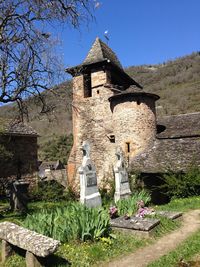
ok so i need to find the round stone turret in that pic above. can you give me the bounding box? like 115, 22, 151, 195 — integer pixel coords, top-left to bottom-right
109, 85, 159, 159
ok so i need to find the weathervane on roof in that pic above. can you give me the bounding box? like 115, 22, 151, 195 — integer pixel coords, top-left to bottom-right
104, 30, 109, 44
94, 0, 101, 9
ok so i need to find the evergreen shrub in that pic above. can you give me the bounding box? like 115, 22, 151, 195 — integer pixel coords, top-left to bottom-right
158, 167, 200, 199
30, 180, 65, 202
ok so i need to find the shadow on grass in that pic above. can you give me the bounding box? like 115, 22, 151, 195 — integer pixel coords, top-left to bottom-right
0, 210, 27, 223
0, 247, 71, 267
38, 254, 71, 267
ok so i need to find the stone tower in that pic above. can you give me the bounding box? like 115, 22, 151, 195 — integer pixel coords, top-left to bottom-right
109, 86, 159, 163
66, 38, 159, 185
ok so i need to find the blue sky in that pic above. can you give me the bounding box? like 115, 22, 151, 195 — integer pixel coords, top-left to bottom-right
54, 0, 200, 69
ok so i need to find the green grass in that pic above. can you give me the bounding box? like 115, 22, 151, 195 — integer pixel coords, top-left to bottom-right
156, 196, 200, 212
58, 232, 150, 267
0, 232, 151, 267
0, 254, 26, 267
150, 216, 181, 238
1, 196, 200, 266
148, 229, 200, 267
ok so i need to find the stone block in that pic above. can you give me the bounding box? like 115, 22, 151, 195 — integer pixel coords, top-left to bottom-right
26, 251, 44, 267
1, 240, 14, 263
156, 211, 182, 220
0, 222, 60, 257
111, 216, 160, 237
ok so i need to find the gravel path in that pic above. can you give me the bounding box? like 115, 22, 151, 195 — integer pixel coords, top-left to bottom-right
105, 209, 200, 267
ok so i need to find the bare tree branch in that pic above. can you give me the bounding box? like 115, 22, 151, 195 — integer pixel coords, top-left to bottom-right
0, 0, 94, 120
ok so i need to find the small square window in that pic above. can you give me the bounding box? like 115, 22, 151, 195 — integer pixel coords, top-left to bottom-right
108, 135, 115, 143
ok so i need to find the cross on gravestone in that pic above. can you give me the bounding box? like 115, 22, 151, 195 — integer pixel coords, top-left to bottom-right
78, 141, 102, 208
114, 147, 131, 203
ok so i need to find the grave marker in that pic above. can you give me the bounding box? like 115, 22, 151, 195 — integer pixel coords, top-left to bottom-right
114, 147, 131, 203
79, 141, 102, 208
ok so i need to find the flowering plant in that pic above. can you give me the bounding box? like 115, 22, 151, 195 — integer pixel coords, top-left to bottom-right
109, 206, 118, 219
136, 199, 154, 218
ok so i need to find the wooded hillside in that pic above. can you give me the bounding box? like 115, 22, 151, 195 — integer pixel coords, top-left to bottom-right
1, 52, 200, 161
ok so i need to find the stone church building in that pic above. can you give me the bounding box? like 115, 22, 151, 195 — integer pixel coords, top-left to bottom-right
66, 38, 200, 185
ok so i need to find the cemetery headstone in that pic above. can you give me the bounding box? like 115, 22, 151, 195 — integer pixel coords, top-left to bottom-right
9, 180, 29, 212
114, 147, 131, 203
78, 141, 102, 208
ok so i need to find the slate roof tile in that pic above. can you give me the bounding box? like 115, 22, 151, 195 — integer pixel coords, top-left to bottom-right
157, 112, 200, 138
83, 37, 123, 69
131, 112, 200, 173
2, 122, 38, 136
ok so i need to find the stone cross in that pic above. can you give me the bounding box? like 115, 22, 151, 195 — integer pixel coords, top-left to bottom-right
78, 141, 102, 208
114, 147, 131, 203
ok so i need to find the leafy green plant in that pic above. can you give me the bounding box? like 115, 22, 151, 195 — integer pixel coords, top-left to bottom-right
63, 185, 79, 201
99, 176, 115, 207
23, 202, 110, 242
30, 180, 66, 202
116, 190, 151, 216
157, 167, 200, 199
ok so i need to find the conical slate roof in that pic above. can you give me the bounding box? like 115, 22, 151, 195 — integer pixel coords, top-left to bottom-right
108, 85, 159, 101
83, 37, 123, 69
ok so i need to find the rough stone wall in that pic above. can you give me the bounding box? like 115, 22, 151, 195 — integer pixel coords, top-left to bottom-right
0, 135, 38, 186
68, 70, 117, 184
111, 95, 157, 160
91, 70, 107, 88
67, 71, 157, 185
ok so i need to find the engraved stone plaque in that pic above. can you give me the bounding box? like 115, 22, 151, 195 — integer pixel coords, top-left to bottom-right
121, 170, 128, 183
86, 171, 97, 187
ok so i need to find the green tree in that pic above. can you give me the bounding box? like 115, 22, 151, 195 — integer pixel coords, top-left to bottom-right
40, 134, 73, 164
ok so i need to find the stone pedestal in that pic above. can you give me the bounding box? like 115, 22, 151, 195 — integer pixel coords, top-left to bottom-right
1, 240, 14, 263
9, 180, 29, 212
26, 251, 44, 267
79, 141, 102, 208
114, 147, 131, 203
